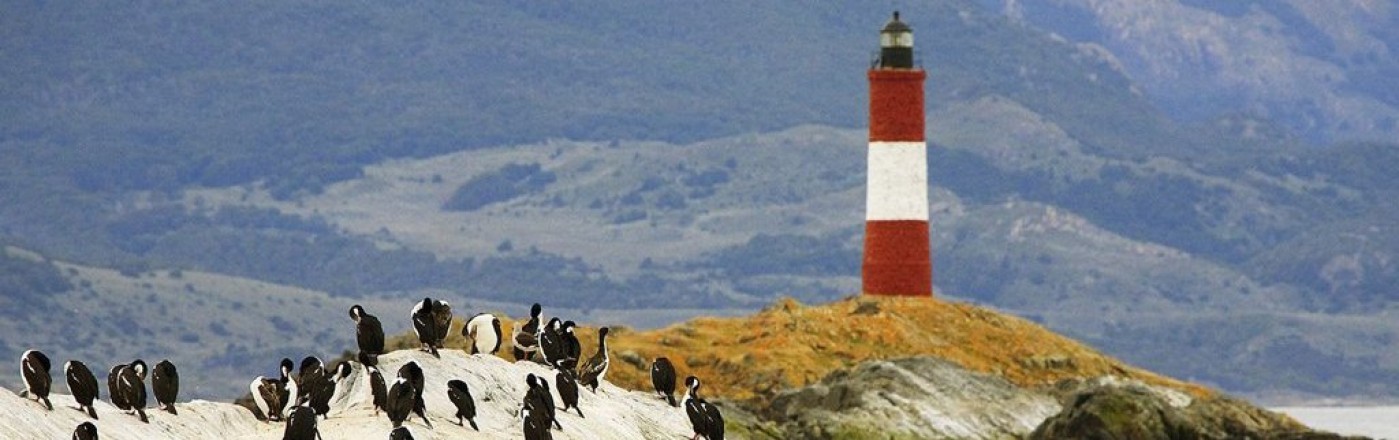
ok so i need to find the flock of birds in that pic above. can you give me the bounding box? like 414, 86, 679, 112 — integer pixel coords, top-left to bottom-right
16, 298, 726, 440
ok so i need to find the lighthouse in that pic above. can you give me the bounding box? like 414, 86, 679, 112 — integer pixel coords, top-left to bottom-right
863, 12, 932, 297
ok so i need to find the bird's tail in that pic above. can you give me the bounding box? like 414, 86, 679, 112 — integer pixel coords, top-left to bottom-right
165, 404, 178, 415
86, 405, 98, 419
138, 408, 149, 424
43, 397, 52, 411
468, 418, 479, 431
666, 393, 677, 407
575, 406, 585, 418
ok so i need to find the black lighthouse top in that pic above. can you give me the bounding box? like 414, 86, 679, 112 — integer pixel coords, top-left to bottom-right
877, 11, 915, 69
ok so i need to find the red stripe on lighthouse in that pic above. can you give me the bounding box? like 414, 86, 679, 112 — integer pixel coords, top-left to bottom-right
868, 70, 926, 142
863, 220, 932, 296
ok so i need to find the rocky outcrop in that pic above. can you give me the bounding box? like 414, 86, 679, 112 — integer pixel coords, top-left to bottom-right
746, 356, 1369, 440
1030, 379, 1371, 440
764, 357, 1060, 439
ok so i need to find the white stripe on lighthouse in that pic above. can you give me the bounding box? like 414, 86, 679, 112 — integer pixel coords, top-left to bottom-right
866, 141, 929, 221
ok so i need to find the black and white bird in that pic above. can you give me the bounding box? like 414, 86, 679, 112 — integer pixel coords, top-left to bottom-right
512, 303, 543, 361
463, 313, 503, 355
396, 361, 431, 427
651, 357, 678, 407
523, 374, 559, 431
108, 364, 128, 413
522, 374, 556, 439
555, 369, 583, 418
367, 365, 388, 417
20, 349, 53, 410
114, 360, 149, 423
521, 404, 553, 440
64, 360, 100, 419
559, 321, 582, 370
283, 398, 322, 440
410, 298, 448, 357
446, 379, 478, 430
350, 305, 386, 367
539, 318, 566, 368
251, 358, 298, 422
385, 377, 416, 428
297, 356, 323, 401
577, 327, 610, 393
388, 426, 415, 440
683, 376, 724, 440
152, 359, 179, 415
300, 356, 337, 419
72, 421, 98, 440
250, 376, 288, 422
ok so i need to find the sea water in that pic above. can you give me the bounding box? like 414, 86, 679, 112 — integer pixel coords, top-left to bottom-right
1273, 406, 1399, 439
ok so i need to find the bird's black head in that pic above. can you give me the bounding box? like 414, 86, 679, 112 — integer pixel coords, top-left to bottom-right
131, 359, 149, 379
530, 303, 542, 317
685, 376, 700, 391
420, 298, 434, 312
300, 356, 322, 374
280, 358, 295, 376
335, 361, 353, 380
76, 421, 97, 436
599, 327, 610, 337
448, 379, 468, 393
547, 317, 561, 330
349, 304, 364, 321
526, 373, 539, 388
562, 320, 576, 333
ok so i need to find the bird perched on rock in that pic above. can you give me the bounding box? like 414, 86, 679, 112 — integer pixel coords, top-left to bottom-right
152, 359, 179, 415
446, 379, 479, 430
299, 356, 337, 419
556, 369, 583, 418
577, 327, 611, 393
513, 303, 543, 361
114, 360, 149, 423
283, 398, 321, 440
559, 321, 582, 370
521, 404, 552, 440
385, 378, 416, 428
523, 373, 560, 431
350, 305, 385, 367
651, 357, 678, 407
367, 365, 388, 417
64, 360, 100, 419
683, 376, 724, 440
410, 298, 450, 357
250, 358, 298, 422
463, 313, 503, 355
540, 318, 566, 368
396, 361, 431, 427
20, 350, 53, 410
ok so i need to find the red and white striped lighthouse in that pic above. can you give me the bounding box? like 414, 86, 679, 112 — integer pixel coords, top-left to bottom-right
863, 12, 932, 297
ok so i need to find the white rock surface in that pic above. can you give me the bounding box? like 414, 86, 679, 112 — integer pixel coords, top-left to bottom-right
3, 350, 691, 439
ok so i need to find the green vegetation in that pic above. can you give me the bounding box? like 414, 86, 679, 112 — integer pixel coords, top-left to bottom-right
443, 163, 557, 211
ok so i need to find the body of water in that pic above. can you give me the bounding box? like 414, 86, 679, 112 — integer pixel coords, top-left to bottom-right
1273, 406, 1399, 439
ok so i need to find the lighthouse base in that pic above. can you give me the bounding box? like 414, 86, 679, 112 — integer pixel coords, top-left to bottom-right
862, 220, 932, 297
